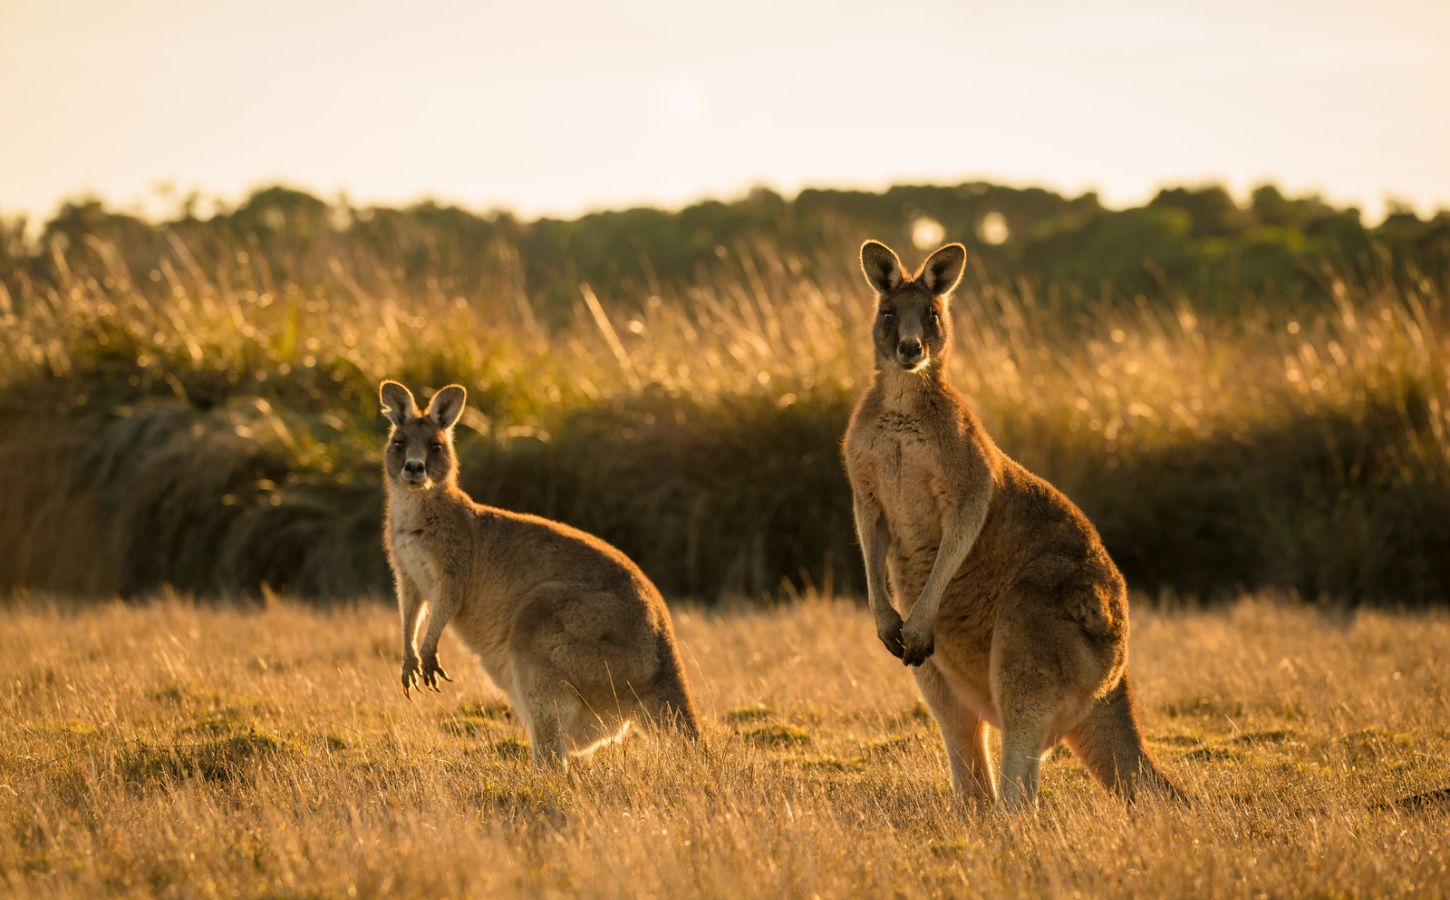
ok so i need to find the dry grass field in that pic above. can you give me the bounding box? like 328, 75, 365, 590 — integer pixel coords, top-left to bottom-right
2, 593, 1446, 897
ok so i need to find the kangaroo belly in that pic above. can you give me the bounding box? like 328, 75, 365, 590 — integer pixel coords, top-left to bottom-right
935, 659, 1001, 728
871, 437, 952, 602
884, 542, 942, 615
450, 599, 521, 699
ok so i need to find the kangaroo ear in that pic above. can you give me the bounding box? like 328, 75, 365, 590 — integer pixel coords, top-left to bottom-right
917, 243, 967, 296
379, 381, 417, 427
860, 240, 905, 295
426, 384, 467, 430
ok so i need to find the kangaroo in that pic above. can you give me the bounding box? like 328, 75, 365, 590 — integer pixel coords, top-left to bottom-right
379, 380, 700, 767
842, 241, 1180, 810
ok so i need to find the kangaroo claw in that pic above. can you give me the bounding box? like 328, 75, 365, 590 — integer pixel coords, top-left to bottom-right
420, 655, 449, 692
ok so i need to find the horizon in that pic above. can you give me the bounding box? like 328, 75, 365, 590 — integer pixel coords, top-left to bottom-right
4, 1, 1448, 227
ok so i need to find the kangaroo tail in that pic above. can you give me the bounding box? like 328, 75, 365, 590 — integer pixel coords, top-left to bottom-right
645, 632, 702, 741
1065, 675, 1187, 803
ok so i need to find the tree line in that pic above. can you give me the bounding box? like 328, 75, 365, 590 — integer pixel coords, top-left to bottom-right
3, 181, 1446, 313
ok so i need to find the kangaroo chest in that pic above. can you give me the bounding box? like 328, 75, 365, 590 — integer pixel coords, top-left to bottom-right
858, 411, 949, 547
390, 522, 446, 599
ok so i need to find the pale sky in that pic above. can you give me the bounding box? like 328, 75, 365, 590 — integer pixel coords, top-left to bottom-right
2, 0, 1447, 223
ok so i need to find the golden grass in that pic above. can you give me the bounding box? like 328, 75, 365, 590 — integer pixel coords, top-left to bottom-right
2, 594, 1446, 897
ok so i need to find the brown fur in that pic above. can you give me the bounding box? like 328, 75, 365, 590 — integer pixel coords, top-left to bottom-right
379, 380, 699, 767
842, 241, 1180, 809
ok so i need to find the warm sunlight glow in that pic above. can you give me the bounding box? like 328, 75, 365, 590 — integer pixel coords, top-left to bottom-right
911, 216, 945, 250
977, 212, 1010, 246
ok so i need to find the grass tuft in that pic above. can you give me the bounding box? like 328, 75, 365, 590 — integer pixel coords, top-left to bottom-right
741, 723, 813, 748
118, 730, 286, 784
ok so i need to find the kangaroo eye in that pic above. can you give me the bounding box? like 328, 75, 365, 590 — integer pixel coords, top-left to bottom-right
928, 311, 941, 325
428, 441, 443, 453
880, 310, 895, 321
390, 440, 404, 451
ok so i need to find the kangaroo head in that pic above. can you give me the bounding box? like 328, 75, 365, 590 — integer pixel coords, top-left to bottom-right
859, 240, 967, 373
379, 380, 466, 491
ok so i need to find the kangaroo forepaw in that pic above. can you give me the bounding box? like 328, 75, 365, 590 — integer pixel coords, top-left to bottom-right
401, 655, 421, 698
900, 630, 935, 667
876, 614, 906, 660
421, 653, 452, 692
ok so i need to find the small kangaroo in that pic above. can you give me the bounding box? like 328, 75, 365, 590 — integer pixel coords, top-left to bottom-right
842, 241, 1180, 810
379, 380, 700, 766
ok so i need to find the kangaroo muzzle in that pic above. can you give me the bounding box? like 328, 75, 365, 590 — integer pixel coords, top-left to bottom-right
896, 337, 925, 368
401, 458, 428, 486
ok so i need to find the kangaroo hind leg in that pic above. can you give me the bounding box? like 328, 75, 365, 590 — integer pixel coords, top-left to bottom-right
914, 661, 996, 810
991, 604, 1078, 812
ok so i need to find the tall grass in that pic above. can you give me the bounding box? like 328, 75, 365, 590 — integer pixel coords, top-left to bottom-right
1, 237, 1447, 601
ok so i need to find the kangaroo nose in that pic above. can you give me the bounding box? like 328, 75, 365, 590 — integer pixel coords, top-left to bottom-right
897, 339, 923, 363
403, 460, 425, 476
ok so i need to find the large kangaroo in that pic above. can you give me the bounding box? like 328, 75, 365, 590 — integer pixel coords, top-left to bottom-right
379, 380, 699, 767
842, 241, 1180, 810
